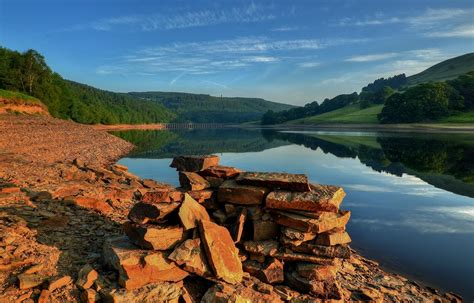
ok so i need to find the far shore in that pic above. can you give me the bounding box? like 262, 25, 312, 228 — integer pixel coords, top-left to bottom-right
92, 122, 474, 134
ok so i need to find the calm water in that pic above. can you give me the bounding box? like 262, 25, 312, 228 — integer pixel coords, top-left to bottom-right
115, 128, 474, 300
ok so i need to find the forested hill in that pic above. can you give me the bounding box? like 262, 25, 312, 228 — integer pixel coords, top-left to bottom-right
128, 91, 294, 123
0, 46, 293, 124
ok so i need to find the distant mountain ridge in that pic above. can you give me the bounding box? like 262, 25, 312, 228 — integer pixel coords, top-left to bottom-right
129, 91, 295, 123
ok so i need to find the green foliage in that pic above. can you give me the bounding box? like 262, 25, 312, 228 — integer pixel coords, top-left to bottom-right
0, 46, 176, 124
359, 86, 394, 109
362, 74, 407, 93
0, 89, 41, 104
378, 82, 463, 123
448, 71, 474, 109
128, 92, 294, 123
289, 104, 383, 124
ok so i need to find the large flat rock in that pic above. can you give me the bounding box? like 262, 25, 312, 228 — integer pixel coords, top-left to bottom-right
141, 189, 183, 204
179, 172, 210, 191
289, 243, 351, 259
168, 238, 212, 277
178, 193, 210, 230
170, 155, 219, 172
198, 165, 242, 179
123, 222, 187, 250
128, 201, 180, 224
199, 220, 243, 284
315, 229, 352, 246
271, 210, 351, 233
218, 180, 269, 205
103, 236, 188, 290
236, 172, 311, 192
265, 184, 345, 213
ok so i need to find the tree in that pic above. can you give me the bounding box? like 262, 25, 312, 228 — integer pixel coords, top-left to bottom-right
448, 71, 474, 109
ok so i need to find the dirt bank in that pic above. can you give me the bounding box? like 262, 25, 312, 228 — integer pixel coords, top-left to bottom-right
0, 114, 462, 302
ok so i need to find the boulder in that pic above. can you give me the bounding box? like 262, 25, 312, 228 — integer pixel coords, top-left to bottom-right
179, 172, 210, 191
199, 220, 243, 284
168, 238, 212, 277
265, 184, 345, 213
271, 210, 351, 233
236, 172, 311, 192
103, 237, 188, 290
199, 166, 242, 179
253, 220, 279, 241
243, 258, 284, 284
218, 180, 269, 205
315, 229, 351, 246
141, 189, 183, 204
128, 201, 180, 224
170, 155, 219, 172
123, 222, 187, 250
178, 194, 211, 230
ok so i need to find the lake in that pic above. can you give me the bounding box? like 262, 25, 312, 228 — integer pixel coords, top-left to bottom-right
114, 127, 474, 300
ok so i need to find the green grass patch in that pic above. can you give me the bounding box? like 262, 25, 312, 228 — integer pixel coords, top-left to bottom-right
0, 89, 42, 105
288, 104, 383, 124
439, 111, 474, 123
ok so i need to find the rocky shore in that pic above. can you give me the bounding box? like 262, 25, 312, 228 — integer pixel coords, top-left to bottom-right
0, 115, 463, 302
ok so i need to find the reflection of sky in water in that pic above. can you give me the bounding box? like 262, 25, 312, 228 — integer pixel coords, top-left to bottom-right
119, 143, 474, 300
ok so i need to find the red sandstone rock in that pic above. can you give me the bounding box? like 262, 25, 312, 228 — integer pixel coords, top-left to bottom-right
76, 264, 98, 290
296, 262, 338, 281
178, 194, 211, 230
199, 220, 243, 284
187, 189, 214, 203
266, 184, 345, 213
201, 280, 283, 303
285, 270, 343, 299
47, 275, 72, 291
281, 227, 316, 243
218, 180, 269, 205
273, 251, 337, 265
290, 243, 351, 259
66, 196, 112, 214
232, 208, 247, 243
179, 172, 211, 191
315, 229, 352, 246
199, 166, 242, 179
168, 238, 212, 277
37, 289, 50, 303
128, 201, 180, 224
243, 257, 284, 284
236, 172, 311, 192
141, 189, 183, 204
103, 236, 188, 290
243, 240, 279, 256
272, 210, 351, 233
170, 155, 220, 172
123, 222, 187, 250
101, 281, 183, 302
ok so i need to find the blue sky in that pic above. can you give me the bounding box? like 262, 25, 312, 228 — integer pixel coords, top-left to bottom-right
1, 0, 473, 105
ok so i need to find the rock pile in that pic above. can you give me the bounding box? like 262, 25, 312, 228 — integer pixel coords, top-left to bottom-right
104, 155, 353, 302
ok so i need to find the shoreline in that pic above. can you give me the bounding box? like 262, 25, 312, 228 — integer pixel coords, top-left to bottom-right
0, 114, 463, 302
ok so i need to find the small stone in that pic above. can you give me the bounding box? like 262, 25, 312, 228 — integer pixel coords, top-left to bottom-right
76, 264, 98, 290
23, 264, 43, 274
281, 227, 316, 242
170, 155, 220, 172
243, 240, 279, 257
48, 275, 72, 291
178, 193, 210, 230
17, 273, 45, 290
37, 289, 50, 303
179, 172, 210, 191
187, 190, 214, 203
218, 180, 269, 205
81, 288, 99, 303
236, 172, 311, 192
123, 222, 186, 251
232, 208, 247, 243
141, 189, 183, 203
199, 220, 243, 284
243, 258, 284, 284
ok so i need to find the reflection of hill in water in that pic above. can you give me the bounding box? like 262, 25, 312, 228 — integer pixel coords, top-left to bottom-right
113, 128, 289, 158
263, 130, 474, 198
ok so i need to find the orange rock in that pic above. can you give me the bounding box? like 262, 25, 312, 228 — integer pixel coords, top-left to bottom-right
296, 263, 338, 281
201, 281, 283, 303
170, 155, 220, 172
76, 264, 98, 290
232, 208, 247, 243
243, 258, 284, 284
168, 238, 212, 277
243, 240, 279, 257
290, 243, 351, 259
142, 189, 183, 203
123, 222, 187, 250
37, 289, 50, 303
81, 288, 99, 303
178, 194, 211, 230
236, 172, 311, 192
271, 210, 351, 233
199, 220, 243, 284
67, 196, 112, 214
315, 229, 352, 246
48, 275, 72, 291
218, 180, 269, 205
285, 270, 343, 299
199, 166, 242, 179
179, 172, 211, 191
187, 189, 214, 203
128, 201, 180, 224
265, 184, 345, 213
103, 236, 188, 290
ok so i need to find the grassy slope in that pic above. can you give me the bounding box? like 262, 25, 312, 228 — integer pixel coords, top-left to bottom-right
0, 89, 42, 104
288, 104, 383, 124
407, 53, 474, 85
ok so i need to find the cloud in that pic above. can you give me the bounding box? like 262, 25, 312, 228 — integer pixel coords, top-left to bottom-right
70, 3, 276, 32
345, 52, 398, 62
425, 24, 474, 38
298, 62, 321, 68
271, 25, 300, 32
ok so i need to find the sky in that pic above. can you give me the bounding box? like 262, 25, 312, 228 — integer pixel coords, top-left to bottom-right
1, 0, 473, 105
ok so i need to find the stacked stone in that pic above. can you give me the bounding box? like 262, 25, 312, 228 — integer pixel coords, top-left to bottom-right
102, 155, 352, 302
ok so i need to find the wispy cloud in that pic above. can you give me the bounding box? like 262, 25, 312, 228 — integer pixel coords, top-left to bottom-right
271, 25, 300, 32
70, 3, 276, 32
298, 62, 321, 68
425, 24, 474, 38
345, 52, 398, 62
96, 36, 368, 76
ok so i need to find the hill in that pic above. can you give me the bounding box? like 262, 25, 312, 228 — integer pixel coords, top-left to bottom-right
268, 53, 474, 125
128, 91, 295, 123
407, 53, 474, 86
0, 89, 49, 116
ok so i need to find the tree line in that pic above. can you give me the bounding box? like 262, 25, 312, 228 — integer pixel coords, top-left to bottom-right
0, 47, 175, 124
